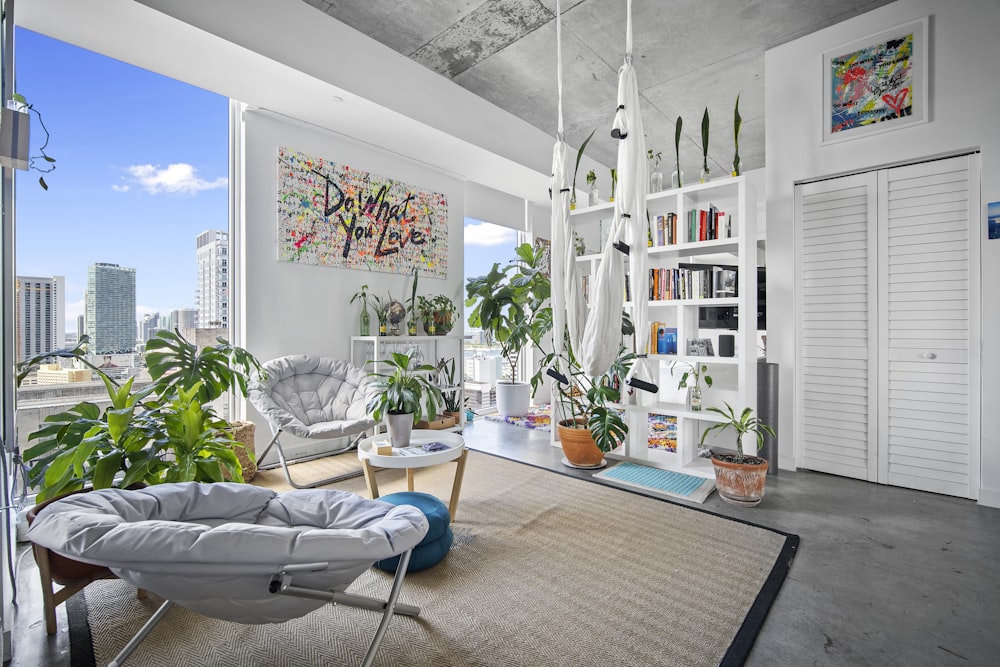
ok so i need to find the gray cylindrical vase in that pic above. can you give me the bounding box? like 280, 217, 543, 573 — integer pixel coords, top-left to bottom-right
386, 412, 414, 448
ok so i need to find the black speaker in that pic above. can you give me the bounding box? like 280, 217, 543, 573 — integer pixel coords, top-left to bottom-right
719, 334, 735, 357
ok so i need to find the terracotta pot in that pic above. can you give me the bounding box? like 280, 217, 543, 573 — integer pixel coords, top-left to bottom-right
711, 454, 769, 507
557, 419, 605, 467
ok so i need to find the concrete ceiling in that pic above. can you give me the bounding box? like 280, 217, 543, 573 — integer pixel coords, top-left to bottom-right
302, 0, 895, 179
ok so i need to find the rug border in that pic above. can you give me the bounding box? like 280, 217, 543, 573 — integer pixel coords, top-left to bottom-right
469, 448, 801, 667
66, 588, 96, 667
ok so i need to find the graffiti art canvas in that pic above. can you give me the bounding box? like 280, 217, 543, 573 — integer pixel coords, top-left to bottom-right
276, 146, 448, 277
822, 17, 928, 144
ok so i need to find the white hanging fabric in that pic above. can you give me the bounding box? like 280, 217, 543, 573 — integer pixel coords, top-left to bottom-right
550, 0, 584, 378
579, 0, 650, 384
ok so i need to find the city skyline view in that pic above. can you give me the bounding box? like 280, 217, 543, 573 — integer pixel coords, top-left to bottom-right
14, 28, 229, 337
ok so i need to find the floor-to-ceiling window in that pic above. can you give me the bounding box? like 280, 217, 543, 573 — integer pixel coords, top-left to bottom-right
463, 217, 522, 411
12, 28, 229, 454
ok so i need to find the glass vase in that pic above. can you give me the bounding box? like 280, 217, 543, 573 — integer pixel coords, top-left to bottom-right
359, 308, 371, 336
689, 385, 703, 411
650, 167, 663, 193
700, 166, 710, 184
671, 169, 683, 189
588, 182, 599, 206
407, 320, 417, 336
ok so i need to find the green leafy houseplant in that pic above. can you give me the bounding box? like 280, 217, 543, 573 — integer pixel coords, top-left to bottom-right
21, 330, 264, 501
10, 93, 57, 190
365, 350, 445, 424
351, 283, 372, 335
465, 242, 551, 385
699, 402, 775, 465
670, 359, 712, 412
434, 357, 463, 414
534, 305, 636, 455
418, 294, 457, 335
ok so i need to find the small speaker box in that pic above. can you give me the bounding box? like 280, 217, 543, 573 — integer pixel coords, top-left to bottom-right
719, 334, 735, 357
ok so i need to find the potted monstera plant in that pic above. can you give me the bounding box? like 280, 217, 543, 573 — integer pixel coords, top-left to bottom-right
699, 402, 775, 506
21, 329, 264, 501
465, 242, 551, 417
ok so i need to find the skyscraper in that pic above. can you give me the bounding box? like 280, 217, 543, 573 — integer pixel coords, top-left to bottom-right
140, 312, 162, 343
15, 275, 65, 361
85, 263, 136, 354
196, 230, 228, 329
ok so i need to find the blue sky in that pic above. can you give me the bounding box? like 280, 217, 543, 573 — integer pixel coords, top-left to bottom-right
15, 28, 229, 334
14, 28, 519, 335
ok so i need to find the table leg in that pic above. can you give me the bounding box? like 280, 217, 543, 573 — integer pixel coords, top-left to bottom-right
362, 459, 380, 499
406, 467, 415, 492
448, 448, 469, 521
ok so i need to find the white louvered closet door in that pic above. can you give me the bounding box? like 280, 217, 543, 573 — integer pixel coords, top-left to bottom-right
878, 155, 980, 498
795, 154, 981, 498
795, 173, 878, 481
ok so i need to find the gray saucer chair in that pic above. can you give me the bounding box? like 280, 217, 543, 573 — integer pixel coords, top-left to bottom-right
26, 482, 429, 667
249, 355, 376, 489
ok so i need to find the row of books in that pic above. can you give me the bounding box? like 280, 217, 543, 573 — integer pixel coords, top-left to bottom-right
645, 207, 735, 247
649, 264, 738, 301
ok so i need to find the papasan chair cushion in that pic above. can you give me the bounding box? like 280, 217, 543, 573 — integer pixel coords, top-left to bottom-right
26, 482, 428, 624
249, 355, 375, 440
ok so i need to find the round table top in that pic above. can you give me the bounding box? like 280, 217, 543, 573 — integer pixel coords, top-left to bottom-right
358, 430, 465, 469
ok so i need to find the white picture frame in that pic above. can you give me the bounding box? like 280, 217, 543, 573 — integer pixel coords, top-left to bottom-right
821, 16, 929, 145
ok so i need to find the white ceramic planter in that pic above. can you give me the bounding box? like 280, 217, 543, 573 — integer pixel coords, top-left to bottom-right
385, 412, 414, 447
495, 382, 530, 418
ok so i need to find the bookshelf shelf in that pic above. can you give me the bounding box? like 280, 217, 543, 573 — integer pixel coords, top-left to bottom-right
561, 176, 759, 479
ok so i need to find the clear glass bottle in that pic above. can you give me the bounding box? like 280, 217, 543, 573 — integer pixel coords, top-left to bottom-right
671, 169, 683, 189
689, 385, 703, 411
588, 181, 599, 206
650, 164, 663, 192
359, 307, 371, 336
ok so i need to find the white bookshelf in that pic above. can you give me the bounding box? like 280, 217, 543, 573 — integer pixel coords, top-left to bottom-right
562, 176, 759, 479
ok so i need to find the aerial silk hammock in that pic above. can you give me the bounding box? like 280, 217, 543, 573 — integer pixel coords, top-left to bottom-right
549, 0, 657, 398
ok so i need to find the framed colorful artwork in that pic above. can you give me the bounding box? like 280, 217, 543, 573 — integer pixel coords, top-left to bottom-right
821, 16, 928, 144
276, 146, 448, 277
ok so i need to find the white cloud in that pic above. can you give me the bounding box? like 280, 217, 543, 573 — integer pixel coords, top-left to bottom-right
122, 163, 227, 195
111, 184, 130, 192
463, 222, 516, 247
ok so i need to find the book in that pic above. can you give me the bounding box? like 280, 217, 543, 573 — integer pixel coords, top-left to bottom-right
656, 326, 677, 354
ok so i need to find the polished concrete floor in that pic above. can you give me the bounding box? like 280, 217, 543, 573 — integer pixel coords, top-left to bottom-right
9, 417, 1000, 666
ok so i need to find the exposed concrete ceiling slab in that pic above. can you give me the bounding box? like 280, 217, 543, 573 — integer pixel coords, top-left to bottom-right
303, 0, 896, 176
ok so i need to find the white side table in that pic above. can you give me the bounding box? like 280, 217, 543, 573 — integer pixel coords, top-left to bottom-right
358, 430, 468, 520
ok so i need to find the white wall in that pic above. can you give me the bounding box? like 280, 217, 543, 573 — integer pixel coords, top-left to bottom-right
765, 0, 1000, 505
240, 110, 465, 464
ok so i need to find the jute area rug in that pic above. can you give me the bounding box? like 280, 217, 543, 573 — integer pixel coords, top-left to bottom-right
70, 451, 798, 667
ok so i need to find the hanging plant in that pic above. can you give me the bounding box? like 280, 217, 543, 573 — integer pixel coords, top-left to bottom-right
733, 93, 742, 177
700, 107, 710, 183
11, 93, 57, 190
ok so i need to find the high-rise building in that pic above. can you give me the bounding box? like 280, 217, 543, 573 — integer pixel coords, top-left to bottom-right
75, 314, 85, 344
15, 275, 65, 361
85, 262, 136, 354
140, 312, 162, 343
171, 307, 197, 330
196, 230, 228, 329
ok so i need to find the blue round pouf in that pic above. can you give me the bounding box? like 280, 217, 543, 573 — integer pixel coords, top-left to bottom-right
374, 492, 452, 572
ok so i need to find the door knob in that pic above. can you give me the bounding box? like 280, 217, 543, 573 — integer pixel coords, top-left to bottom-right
921, 352, 937, 360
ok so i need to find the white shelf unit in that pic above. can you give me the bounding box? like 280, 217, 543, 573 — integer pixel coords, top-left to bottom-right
563, 176, 758, 479
350, 335, 465, 433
